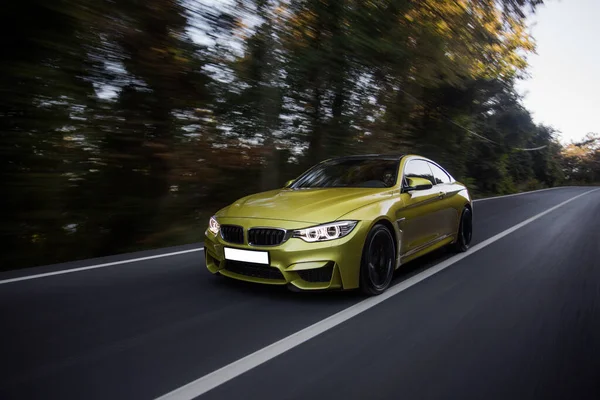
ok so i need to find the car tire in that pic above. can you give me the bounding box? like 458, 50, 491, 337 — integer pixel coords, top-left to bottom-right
452, 206, 473, 253
360, 224, 396, 296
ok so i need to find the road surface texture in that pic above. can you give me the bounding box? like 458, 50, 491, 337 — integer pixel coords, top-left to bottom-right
1, 186, 599, 400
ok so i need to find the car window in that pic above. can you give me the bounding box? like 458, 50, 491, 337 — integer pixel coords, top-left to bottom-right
403, 159, 434, 185
428, 162, 451, 184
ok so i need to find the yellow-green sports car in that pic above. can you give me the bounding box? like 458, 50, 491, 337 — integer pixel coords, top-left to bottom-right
204, 154, 473, 295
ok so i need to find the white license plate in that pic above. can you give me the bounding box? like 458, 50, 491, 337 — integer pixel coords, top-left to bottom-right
223, 247, 269, 265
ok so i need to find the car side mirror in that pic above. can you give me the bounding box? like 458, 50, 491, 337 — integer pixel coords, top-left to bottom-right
403, 177, 433, 192
284, 179, 295, 188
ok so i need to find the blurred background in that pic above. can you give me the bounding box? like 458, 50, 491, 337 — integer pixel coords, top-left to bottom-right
1, 0, 598, 271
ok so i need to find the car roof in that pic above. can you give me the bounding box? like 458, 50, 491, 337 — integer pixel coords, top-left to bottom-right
323, 154, 405, 162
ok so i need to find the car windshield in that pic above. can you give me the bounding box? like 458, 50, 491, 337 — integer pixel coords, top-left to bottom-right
291, 158, 399, 189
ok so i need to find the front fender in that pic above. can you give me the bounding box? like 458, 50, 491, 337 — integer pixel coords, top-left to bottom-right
337, 196, 404, 270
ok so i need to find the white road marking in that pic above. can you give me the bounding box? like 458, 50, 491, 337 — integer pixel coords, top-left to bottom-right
0, 248, 204, 285
154, 188, 600, 400
472, 186, 564, 202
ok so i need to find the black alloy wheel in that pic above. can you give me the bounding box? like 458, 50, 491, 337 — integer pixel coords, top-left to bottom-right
360, 224, 396, 296
453, 206, 473, 252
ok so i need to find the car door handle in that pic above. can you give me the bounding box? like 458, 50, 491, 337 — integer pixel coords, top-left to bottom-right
438, 191, 445, 198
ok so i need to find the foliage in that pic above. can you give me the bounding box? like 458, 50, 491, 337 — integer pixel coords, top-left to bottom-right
561, 133, 600, 184
1, 0, 598, 270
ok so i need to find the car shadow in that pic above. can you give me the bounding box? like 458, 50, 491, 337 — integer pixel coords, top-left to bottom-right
391, 246, 455, 285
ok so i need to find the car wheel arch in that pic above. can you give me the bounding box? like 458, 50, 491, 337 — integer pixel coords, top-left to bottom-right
362, 217, 400, 264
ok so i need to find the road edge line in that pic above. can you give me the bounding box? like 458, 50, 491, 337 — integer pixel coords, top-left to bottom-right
0, 248, 204, 285
473, 186, 563, 202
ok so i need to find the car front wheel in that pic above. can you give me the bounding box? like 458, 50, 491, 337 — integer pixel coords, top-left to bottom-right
453, 206, 473, 252
360, 224, 396, 296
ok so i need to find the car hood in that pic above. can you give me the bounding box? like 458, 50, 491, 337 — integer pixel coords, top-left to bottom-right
216, 187, 393, 224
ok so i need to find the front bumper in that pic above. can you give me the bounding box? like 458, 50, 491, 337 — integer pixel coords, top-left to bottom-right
204, 218, 369, 290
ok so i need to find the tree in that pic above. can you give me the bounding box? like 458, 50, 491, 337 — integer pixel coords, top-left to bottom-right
562, 133, 600, 184
0, 0, 98, 268
13, 0, 593, 271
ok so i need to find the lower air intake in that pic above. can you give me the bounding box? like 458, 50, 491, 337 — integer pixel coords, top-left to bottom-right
297, 263, 334, 283
225, 261, 284, 280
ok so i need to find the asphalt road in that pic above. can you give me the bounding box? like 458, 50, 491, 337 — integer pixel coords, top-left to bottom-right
1, 186, 599, 400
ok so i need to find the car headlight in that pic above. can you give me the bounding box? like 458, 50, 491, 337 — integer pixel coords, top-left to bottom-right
292, 221, 358, 242
208, 216, 220, 235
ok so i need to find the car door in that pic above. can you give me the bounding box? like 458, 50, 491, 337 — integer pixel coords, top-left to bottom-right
427, 160, 460, 237
398, 158, 446, 256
